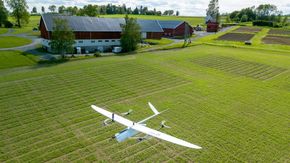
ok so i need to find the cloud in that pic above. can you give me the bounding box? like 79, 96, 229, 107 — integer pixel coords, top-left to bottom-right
24, 0, 290, 16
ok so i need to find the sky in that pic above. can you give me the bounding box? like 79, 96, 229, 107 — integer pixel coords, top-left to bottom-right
22, 0, 290, 16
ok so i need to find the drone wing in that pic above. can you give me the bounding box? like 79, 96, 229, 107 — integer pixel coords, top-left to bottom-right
131, 123, 202, 149
91, 105, 133, 127
91, 105, 201, 149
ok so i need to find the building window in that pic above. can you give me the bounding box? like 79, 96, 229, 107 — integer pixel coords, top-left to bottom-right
111, 40, 115, 42
91, 41, 95, 43
105, 40, 109, 42
98, 40, 103, 42
79, 41, 83, 43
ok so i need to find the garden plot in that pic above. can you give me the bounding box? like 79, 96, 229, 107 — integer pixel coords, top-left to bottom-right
193, 56, 287, 80
262, 35, 290, 46
217, 33, 255, 42
233, 26, 262, 33
268, 29, 290, 35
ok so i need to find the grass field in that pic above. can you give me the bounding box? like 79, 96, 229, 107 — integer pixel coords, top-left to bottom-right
144, 38, 174, 45
0, 28, 8, 35
0, 36, 32, 48
101, 14, 204, 26
9, 16, 40, 35
0, 45, 289, 162
0, 51, 38, 69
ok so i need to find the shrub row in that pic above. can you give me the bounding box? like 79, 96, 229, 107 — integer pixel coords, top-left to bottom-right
252, 20, 283, 28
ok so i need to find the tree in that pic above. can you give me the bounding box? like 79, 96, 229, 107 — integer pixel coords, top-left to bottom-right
49, 18, 75, 58
256, 4, 278, 20
48, 5, 56, 13
31, 6, 37, 13
120, 15, 141, 52
133, 7, 139, 14
225, 15, 231, 23
176, 11, 180, 16
6, 0, 30, 28
282, 16, 288, 26
66, 6, 78, 15
41, 6, 45, 13
240, 14, 248, 22
206, 0, 220, 23
81, 4, 99, 17
0, 0, 8, 27
58, 5, 65, 14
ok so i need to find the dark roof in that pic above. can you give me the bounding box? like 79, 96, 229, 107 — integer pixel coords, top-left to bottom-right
137, 19, 163, 32
41, 14, 124, 32
41, 14, 163, 33
158, 20, 184, 29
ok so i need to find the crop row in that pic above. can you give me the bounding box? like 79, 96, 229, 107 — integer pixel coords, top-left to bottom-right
193, 56, 287, 80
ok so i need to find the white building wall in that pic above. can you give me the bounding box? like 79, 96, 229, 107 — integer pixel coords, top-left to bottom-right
42, 38, 121, 52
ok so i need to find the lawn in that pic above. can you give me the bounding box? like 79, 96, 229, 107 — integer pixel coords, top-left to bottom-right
0, 36, 32, 48
144, 38, 174, 45
101, 14, 205, 26
0, 45, 289, 162
0, 28, 8, 35
0, 51, 37, 69
9, 16, 40, 35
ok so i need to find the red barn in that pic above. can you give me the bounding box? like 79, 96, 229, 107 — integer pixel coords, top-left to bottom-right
158, 20, 193, 37
40, 14, 164, 52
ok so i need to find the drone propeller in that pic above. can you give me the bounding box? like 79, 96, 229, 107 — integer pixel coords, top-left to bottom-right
121, 109, 133, 116
103, 118, 112, 126
161, 120, 171, 129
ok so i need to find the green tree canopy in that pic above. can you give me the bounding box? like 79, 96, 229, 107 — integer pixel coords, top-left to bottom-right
49, 18, 75, 58
31, 6, 37, 13
206, 0, 220, 23
0, 0, 8, 27
6, 0, 30, 27
120, 15, 141, 52
58, 5, 66, 14
41, 6, 45, 13
48, 5, 56, 13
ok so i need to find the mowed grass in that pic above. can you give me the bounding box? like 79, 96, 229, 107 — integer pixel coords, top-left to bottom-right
101, 14, 204, 26
9, 16, 40, 35
0, 51, 37, 69
0, 28, 8, 35
0, 36, 32, 48
0, 45, 289, 162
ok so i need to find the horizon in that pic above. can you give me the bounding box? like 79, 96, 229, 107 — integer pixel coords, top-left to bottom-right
17, 0, 290, 16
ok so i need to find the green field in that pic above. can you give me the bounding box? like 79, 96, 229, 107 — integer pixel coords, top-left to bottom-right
102, 14, 204, 26
0, 28, 8, 35
0, 45, 289, 162
0, 36, 32, 48
9, 16, 40, 35
0, 51, 37, 69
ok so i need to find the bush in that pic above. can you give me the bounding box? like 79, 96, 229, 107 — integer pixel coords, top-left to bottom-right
253, 20, 274, 27
4, 21, 13, 28
240, 15, 248, 22
94, 52, 101, 57
273, 22, 283, 28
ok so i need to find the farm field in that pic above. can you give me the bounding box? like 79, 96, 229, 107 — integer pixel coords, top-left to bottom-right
217, 33, 255, 42
268, 29, 290, 35
0, 36, 32, 48
263, 35, 290, 45
0, 51, 38, 69
0, 45, 289, 162
233, 26, 262, 33
101, 14, 204, 26
8, 16, 40, 35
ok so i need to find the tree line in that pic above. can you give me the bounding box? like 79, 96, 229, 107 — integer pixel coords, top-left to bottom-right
32, 4, 180, 17
0, 0, 29, 27
225, 4, 288, 27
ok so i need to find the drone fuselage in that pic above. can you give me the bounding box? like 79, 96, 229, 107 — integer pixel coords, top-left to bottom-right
115, 128, 139, 142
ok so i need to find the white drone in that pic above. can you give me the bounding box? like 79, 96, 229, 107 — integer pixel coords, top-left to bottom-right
91, 102, 201, 149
